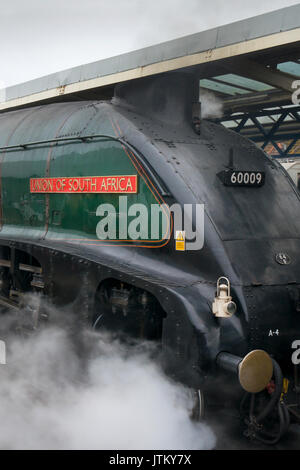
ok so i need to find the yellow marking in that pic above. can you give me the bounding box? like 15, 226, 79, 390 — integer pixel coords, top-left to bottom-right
176, 240, 185, 251
280, 378, 289, 401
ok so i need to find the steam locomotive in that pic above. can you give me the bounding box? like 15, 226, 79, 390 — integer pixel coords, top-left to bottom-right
0, 72, 299, 444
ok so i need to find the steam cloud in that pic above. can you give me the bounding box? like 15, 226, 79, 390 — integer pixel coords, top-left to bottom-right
0, 299, 216, 450
200, 90, 224, 119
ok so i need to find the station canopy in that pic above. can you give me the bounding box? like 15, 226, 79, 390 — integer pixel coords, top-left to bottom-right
1, 4, 300, 157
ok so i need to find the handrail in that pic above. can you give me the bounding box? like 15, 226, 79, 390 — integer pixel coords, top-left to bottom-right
0, 133, 122, 151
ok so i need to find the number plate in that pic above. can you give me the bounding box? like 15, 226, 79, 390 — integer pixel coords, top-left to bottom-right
218, 170, 265, 187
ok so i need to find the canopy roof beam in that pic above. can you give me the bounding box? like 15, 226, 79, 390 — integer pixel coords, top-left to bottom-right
225, 58, 296, 93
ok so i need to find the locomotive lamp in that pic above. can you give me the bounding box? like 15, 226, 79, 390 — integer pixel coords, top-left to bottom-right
212, 277, 236, 318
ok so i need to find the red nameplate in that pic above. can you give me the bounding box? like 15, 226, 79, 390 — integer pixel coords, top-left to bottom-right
30, 175, 138, 194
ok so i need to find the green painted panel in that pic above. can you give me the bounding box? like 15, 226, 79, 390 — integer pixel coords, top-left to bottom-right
2, 149, 47, 229
0, 106, 65, 236
0, 104, 167, 243
46, 139, 155, 240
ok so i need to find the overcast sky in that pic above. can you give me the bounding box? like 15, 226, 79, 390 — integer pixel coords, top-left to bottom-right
0, 0, 299, 87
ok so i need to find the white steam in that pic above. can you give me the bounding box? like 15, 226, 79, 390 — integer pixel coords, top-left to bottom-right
200, 90, 224, 119
0, 303, 216, 450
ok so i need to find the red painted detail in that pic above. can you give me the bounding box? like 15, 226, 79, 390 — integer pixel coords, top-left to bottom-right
30, 175, 138, 194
